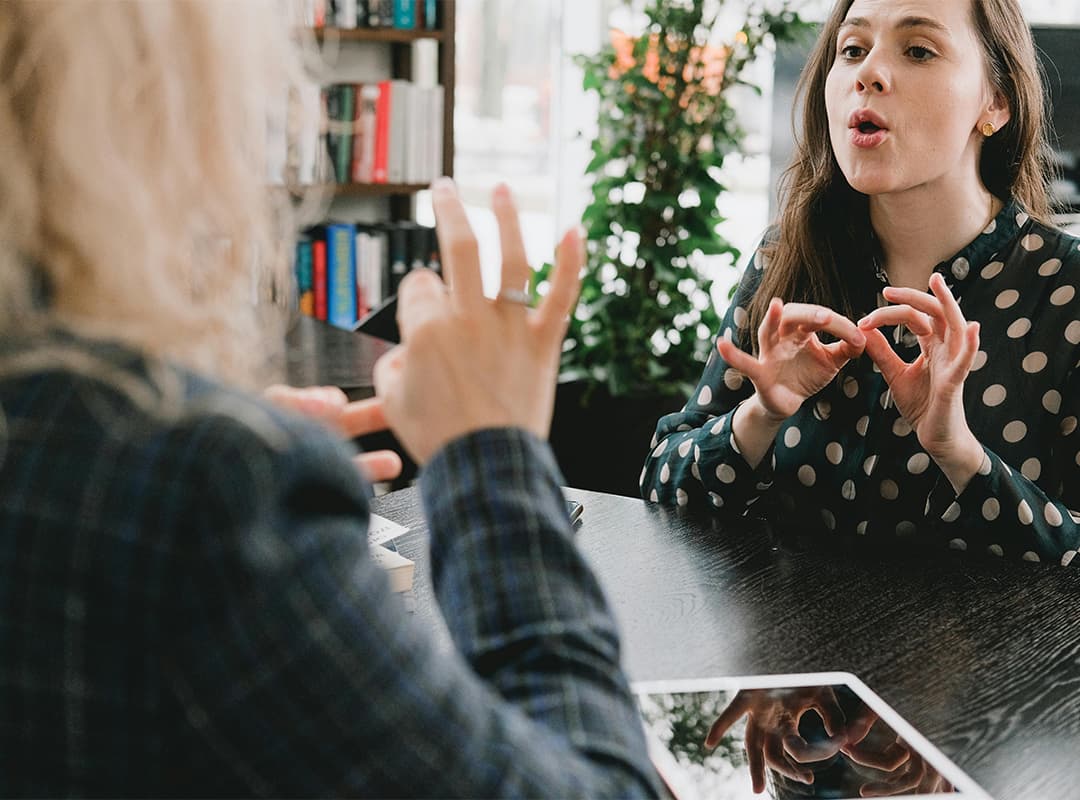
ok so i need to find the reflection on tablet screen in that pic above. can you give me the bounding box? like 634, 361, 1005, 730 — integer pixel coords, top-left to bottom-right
633, 674, 988, 800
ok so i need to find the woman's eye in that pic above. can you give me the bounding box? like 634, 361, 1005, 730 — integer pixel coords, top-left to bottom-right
840, 45, 866, 59
908, 46, 936, 61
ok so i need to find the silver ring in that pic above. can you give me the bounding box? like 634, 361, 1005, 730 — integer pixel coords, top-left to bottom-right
496, 288, 533, 307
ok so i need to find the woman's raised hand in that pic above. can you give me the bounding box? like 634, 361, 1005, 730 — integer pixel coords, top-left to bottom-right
373, 179, 583, 465
719, 298, 867, 423
857, 273, 984, 491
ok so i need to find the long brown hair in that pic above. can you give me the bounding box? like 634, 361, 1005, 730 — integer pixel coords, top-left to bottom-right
747, 0, 1054, 349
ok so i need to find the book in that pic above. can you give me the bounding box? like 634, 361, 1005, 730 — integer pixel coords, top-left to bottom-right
352, 84, 379, 183
326, 84, 355, 184
312, 238, 328, 321
295, 237, 315, 317
369, 543, 414, 593
392, 0, 416, 30
326, 222, 358, 329
386, 79, 410, 184
373, 80, 392, 183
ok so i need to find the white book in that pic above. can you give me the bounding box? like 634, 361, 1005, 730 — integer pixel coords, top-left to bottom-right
411, 39, 439, 89
428, 85, 444, 181
336, 0, 358, 28
387, 79, 411, 184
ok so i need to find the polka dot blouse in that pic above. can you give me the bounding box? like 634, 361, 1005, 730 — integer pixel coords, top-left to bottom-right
641, 200, 1080, 565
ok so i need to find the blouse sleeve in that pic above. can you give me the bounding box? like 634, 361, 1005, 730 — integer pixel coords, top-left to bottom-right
640, 244, 777, 513
926, 365, 1080, 565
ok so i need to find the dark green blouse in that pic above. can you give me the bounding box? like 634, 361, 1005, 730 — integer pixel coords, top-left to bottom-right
642, 200, 1080, 564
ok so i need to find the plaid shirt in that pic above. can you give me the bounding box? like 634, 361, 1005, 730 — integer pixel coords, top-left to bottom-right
0, 334, 658, 797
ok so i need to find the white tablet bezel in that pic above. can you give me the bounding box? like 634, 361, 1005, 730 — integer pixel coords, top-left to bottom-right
632, 672, 991, 800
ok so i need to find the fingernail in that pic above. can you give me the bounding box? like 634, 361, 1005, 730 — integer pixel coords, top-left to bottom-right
493, 182, 510, 200
431, 176, 454, 194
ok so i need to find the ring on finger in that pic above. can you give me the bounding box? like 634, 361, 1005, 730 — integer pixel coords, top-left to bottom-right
495, 288, 533, 307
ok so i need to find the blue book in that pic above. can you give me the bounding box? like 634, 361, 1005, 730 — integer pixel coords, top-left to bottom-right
424, 0, 437, 29
326, 223, 358, 329
393, 0, 415, 29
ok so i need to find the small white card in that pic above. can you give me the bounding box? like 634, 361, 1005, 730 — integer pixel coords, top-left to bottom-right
368, 512, 410, 545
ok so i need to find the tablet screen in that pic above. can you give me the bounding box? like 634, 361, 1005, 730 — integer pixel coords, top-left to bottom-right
632, 673, 989, 800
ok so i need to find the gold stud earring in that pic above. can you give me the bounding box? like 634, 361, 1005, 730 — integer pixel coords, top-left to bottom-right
982, 122, 995, 137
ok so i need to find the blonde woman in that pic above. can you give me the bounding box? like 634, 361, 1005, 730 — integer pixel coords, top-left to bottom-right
0, 2, 658, 795
643, 0, 1080, 564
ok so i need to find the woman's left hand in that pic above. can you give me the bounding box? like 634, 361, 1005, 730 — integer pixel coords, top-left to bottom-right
857, 273, 984, 492
264, 384, 403, 483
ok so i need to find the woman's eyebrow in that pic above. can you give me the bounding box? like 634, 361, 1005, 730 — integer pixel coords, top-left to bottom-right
839, 15, 952, 37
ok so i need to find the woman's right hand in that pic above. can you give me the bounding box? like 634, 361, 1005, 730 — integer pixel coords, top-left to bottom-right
719, 298, 866, 423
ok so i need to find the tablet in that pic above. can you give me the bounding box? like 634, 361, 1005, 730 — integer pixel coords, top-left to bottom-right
632, 672, 990, 800
355, 294, 400, 343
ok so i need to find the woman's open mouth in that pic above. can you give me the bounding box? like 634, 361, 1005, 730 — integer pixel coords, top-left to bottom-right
849, 110, 890, 148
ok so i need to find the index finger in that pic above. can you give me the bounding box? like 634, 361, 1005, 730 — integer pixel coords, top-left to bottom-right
779, 304, 866, 348
706, 691, 751, 748
338, 396, 391, 438
396, 268, 449, 342
431, 177, 484, 311
929, 272, 968, 334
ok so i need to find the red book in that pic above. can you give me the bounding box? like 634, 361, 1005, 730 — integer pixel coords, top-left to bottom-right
372, 80, 392, 184
313, 239, 328, 321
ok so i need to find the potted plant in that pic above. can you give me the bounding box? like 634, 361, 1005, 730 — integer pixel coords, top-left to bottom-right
535, 0, 811, 496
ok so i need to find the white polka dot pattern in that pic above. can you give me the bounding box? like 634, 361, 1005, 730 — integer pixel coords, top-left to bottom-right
637, 207, 1080, 563
1006, 318, 1031, 338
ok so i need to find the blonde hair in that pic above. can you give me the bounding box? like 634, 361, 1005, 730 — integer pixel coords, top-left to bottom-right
0, 0, 305, 388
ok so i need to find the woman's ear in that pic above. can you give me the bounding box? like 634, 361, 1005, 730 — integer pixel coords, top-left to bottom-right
985, 90, 1012, 133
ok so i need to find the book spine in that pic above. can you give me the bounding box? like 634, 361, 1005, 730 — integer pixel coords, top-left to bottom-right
312, 239, 328, 321
424, 0, 437, 29
387, 80, 409, 184
392, 0, 416, 29
296, 238, 315, 317
387, 223, 410, 294
373, 80, 391, 183
333, 84, 355, 184
326, 223, 358, 329
355, 84, 379, 183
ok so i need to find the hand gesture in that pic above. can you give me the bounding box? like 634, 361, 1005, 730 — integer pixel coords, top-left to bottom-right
373, 179, 582, 464
857, 273, 983, 486
843, 726, 954, 797
704, 687, 847, 794
263, 385, 403, 482
719, 299, 866, 422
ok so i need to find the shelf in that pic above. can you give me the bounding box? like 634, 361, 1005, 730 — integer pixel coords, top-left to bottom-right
312, 27, 444, 43
331, 182, 430, 196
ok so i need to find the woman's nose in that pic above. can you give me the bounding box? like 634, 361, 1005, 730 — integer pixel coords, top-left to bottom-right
855, 53, 891, 94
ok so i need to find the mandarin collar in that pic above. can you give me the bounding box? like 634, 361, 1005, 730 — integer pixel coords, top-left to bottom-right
867, 197, 1024, 296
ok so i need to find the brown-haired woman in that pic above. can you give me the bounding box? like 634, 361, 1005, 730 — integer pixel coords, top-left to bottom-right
642, 0, 1080, 565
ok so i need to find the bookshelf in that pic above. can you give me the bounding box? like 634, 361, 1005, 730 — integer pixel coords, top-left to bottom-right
311, 0, 456, 216
289, 1, 456, 318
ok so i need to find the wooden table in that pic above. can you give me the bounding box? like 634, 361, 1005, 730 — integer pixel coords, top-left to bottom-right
371, 486, 1080, 800
283, 315, 392, 400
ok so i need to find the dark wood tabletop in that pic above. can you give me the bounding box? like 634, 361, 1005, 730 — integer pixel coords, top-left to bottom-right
283, 315, 392, 399
370, 485, 1080, 800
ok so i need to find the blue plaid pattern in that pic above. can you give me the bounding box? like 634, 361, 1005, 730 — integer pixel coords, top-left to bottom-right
0, 334, 659, 797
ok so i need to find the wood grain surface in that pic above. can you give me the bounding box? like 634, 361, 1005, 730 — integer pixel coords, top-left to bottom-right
371, 485, 1080, 800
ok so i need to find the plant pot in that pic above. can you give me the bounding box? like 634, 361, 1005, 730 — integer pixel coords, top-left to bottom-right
548, 380, 684, 497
